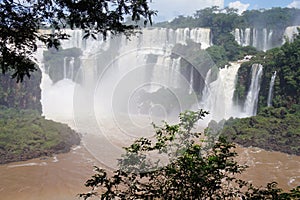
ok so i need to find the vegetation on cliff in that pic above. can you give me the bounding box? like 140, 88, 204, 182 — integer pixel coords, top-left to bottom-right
219, 106, 300, 155
220, 32, 300, 156
0, 107, 80, 164
234, 29, 300, 110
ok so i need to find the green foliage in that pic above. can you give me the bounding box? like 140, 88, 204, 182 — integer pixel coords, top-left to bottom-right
206, 45, 229, 68
233, 62, 252, 106
220, 106, 300, 155
0, 107, 80, 164
241, 7, 300, 30
0, 0, 155, 81
156, 7, 299, 62
79, 110, 299, 199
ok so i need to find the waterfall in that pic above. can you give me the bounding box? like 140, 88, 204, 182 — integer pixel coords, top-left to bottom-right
283, 26, 300, 43
267, 71, 277, 107
190, 28, 211, 48
243, 64, 263, 116
234, 29, 241, 45
201, 63, 241, 122
63, 57, 67, 79
252, 28, 258, 49
244, 28, 251, 46
233, 28, 275, 51
263, 28, 268, 51
40, 27, 213, 122
69, 57, 75, 80
189, 68, 194, 94
171, 57, 181, 87
201, 69, 212, 99
267, 30, 273, 50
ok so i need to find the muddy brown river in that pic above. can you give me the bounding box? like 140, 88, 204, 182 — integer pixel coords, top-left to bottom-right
0, 143, 299, 200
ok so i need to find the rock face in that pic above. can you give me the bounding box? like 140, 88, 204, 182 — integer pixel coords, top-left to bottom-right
0, 69, 42, 113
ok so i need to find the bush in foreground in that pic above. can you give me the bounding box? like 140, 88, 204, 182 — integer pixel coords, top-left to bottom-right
80, 110, 300, 199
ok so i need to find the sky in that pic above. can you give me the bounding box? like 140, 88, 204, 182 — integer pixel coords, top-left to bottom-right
150, 0, 300, 22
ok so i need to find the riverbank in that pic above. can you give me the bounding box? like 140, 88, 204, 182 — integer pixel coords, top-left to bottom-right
0, 108, 81, 164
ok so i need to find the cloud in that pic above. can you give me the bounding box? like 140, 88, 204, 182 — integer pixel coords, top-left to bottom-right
150, 0, 224, 22
288, 0, 300, 8
228, 1, 250, 15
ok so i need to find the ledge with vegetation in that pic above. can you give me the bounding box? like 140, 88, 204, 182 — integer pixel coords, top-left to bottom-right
218, 106, 300, 156
0, 107, 80, 164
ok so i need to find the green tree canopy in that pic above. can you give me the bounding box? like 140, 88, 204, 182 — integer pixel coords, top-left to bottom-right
0, 0, 155, 81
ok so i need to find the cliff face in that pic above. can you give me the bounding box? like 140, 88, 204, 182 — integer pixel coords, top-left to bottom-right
0, 68, 42, 113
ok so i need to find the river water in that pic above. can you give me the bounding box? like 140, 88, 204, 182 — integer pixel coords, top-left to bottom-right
0, 146, 100, 200
0, 142, 299, 200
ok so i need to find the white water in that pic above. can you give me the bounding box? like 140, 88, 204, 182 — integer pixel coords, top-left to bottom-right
283, 26, 300, 43
201, 62, 241, 122
38, 28, 270, 169
267, 71, 277, 107
189, 68, 194, 94
235, 26, 300, 51
37, 28, 214, 169
243, 64, 263, 116
40, 28, 212, 119
234, 28, 273, 51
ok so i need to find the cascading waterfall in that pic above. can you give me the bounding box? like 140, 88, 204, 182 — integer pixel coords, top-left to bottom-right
201, 62, 241, 122
63, 57, 67, 79
35, 27, 284, 169
69, 57, 75, 80
263, 28, 268, 51
234, 29, 241, 46
283, 26, 300, 42
244, 28, 251, 46
189, 68, 194, 94
267, 30, 273, 51
267, 71, 277, 107
234, 26, 300, 51
243, 64, 263, 116
40, 27, 277, 126
170, 57, 181, 87
234, 28, 274, 51
63, 57, 76, 80
253, 29, 258, 49
40, 27, 212, 121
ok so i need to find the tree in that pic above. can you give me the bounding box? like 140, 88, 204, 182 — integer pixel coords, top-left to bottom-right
79, 110, 300, 199
0, 0, 155, 81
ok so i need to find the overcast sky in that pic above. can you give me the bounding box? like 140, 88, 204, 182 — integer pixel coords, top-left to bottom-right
150, 0, 300, 22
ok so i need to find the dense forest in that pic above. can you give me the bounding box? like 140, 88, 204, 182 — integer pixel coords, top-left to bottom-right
0, 107, 80, 164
